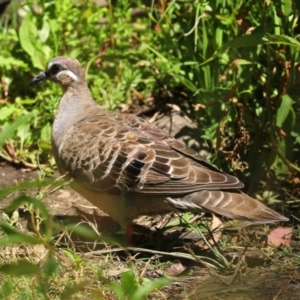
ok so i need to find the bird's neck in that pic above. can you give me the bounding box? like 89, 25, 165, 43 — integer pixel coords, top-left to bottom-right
59, 83, 95, 110
52, 83, 97, 145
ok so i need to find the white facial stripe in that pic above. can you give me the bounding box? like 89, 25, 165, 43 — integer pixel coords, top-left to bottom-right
57, 70, 79, 82
47, 61, 55, 69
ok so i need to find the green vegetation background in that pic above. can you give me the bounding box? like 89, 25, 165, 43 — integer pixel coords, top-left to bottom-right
0, 0, 300, 298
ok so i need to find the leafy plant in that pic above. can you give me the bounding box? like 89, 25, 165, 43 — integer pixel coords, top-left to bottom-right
0, 0, 299, 298
109, 269, 171, 300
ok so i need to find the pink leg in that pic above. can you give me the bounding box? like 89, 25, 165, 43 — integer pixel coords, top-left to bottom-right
125, 222, 133, 245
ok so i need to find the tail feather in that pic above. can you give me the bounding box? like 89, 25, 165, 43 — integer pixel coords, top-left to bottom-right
170, 190, 288, 223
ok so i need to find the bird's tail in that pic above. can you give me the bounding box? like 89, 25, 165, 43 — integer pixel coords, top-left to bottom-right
173, 190, 288, 223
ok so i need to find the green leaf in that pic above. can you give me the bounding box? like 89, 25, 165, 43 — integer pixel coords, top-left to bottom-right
17, 123, 31, 150
0, 114, 33, 147
0, 260, 40, 276
291, 131, 300, 145
109, 269, 171, 300
132, 278, 171, 300
61, 282, 88, 300
0, 222, 41, 245
276, 94, 294, 127
19, 13, 45, 69
60, 249, 82, 265
201, 33, 300, 66
38, 17, 51, 42
281, 0, 293, 16
3, 195, 50, 219
0, 179, 50, 201
0, 56, 28, 68
38, 123, 52, 150
0, 106, 18, 121
19, 14, 35, 57
42, 256, 59, 277
40, 123, 51, 141
263, 33, 300, 48
122, 270, 137, 296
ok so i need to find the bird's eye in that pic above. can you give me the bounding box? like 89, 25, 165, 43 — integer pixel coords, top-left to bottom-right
49, 63, 62, 75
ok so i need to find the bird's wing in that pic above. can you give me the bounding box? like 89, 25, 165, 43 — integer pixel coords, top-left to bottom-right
57, 109, 243, 195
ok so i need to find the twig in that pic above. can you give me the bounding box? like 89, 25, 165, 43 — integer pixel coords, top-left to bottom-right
228, 252, 245, 285
83, 246, 218, 267
139, 254, 160, 277
29, 208, 43, 240
271, 144, 300, 173
54, 230, 67, 248
0, 151, 40, 169
273, 280, 291, 300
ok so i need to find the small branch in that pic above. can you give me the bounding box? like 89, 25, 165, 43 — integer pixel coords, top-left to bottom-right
83, 246, 218, 268
0, 151, 40, 169
271, 144, 300, 173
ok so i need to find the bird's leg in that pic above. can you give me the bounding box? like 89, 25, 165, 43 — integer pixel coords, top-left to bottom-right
97, 216, 120, 230
125, 222, 134, 245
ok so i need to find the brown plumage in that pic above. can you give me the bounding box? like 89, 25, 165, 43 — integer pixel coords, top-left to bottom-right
30, 56, 288, 237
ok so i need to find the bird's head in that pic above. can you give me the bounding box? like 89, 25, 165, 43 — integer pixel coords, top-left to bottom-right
30, 56, 86, 89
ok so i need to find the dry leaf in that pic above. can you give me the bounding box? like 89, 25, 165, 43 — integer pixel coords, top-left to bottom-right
165, 260, 186, 276
211, 214, 223, 232
107, 268, 130, 277
267, 227, 293, 247
197, 214, 224, 249
207, 214, 223, 245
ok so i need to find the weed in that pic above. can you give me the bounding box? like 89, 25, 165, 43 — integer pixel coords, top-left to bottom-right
0, 0, 299, 299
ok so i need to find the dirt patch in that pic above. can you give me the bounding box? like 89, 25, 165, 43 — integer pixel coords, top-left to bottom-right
0, 162, 106, 216
189, 269, 300, 300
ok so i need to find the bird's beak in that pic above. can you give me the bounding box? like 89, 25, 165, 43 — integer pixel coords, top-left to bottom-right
30, 72, 48, 86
